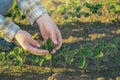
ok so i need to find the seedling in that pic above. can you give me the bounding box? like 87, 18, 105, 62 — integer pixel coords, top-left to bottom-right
56, 0, 82, 20
42, 38, 57, 73
84, 3, 102, 14
6, 47, 27, 66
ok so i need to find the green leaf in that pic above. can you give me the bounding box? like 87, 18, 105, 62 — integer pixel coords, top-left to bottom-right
32, 56, 40, 63
13, 47, 19, 56
76, 6, 81, 12
39, 59, 45, 66
46, 38, 52, 49
78, 57, 86, 69
76, 13, 81, 18
108, 0, 116, 6
94, 52, 104, 58
8, 52, 16, 58
115, 4, 120, 11
18, 48, 24, 54
53, 52, 62, 58
0, 52, 5, 61
14, 59, 21, 65
56, 4, 66, 13
46, 38, 56, 52
16, 56, 23, 64
85, 13, 90, 17
41, 45, 47, 50
45, 54, 52, 60
64, 15, 69, 20
84, 3, 92, 8
80, 49, 93, 57
8, 0, 17, 11
96, 4, 102, 9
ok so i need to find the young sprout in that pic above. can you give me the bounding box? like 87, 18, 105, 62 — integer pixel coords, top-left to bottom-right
42, 38, 57, 73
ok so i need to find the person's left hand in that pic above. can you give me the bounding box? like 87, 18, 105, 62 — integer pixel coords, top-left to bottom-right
36, 14, 62, 54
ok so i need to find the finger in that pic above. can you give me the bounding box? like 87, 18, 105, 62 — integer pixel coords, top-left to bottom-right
50, 29, 62, 54
56, 30, 62, 50
27, 36, 41, 47
24, 43, 49, 56
43, 36, 49, 42
51, 40, 62, 54
51, 48, 57, 54
51, 39, 62, 54
56, 41, 62, 50
50, 30, 57, 45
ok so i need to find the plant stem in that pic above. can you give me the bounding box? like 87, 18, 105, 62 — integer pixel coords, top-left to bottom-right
50, 56, 53, 73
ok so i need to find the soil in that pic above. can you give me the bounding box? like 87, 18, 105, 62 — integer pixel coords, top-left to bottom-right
1, 1, 120, 79
0, 19, 120, 80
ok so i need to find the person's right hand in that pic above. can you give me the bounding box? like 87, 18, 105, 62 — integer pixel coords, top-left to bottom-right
14, 29, 49, 56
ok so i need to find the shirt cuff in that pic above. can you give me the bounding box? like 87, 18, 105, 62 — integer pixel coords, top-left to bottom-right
0, 15, 20, 42
17, 0, 47, 25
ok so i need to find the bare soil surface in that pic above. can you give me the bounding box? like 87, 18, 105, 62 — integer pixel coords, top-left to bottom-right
1, 0, 120, 79
0, 20, 120, 80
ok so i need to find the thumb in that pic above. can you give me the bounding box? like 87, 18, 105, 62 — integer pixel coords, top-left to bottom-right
50, 32, 57, 45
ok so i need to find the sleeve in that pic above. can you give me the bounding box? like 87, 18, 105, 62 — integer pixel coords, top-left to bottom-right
17, 0, 48, 25
0, 14, 20, 42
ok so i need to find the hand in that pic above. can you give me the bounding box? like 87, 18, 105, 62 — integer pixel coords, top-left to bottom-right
36, 14, 62, 54
15, 29, 49, 55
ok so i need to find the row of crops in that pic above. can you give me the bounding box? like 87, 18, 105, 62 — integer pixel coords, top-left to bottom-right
5, 0, 120, 23
0, 37, 120, 73
0, 0, 120, 74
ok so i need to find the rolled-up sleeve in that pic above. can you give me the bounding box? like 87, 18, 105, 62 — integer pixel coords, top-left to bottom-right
17, 0, 47, 25
0, 15, 20, 42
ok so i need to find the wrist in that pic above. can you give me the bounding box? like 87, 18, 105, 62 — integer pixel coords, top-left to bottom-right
14, 29, 23, 40
36, 14, 49, 26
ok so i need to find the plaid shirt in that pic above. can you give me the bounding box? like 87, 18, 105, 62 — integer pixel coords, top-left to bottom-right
0, 0, 47, 42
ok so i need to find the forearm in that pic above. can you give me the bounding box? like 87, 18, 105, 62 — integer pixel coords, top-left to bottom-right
16, 0, 47, 25
0, 14, 20, 42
